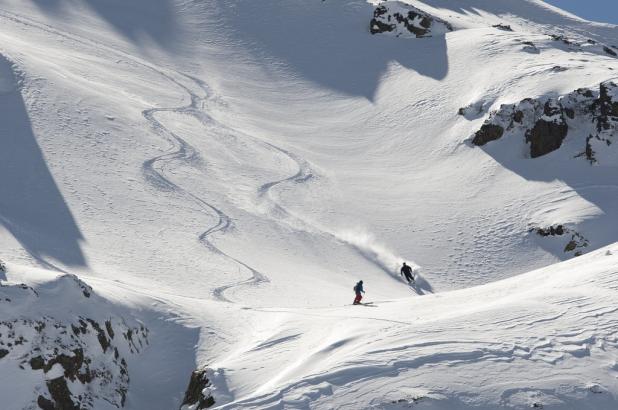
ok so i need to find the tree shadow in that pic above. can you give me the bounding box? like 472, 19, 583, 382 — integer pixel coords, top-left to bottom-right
0, 56, 87, 267
214, 0, 449, 100
30, 0, 180, 50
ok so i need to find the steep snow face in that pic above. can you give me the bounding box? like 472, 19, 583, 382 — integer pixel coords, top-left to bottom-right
1, 0, 618, 409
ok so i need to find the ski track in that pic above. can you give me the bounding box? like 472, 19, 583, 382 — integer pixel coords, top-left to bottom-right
139, 73, 272, 304
0, 8, 275, 303
0, 7, 418, 293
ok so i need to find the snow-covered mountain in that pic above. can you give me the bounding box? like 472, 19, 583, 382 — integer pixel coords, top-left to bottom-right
1, 0, 618, 408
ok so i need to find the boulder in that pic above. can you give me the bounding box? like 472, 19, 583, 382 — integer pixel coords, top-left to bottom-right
472, 123, 504, 146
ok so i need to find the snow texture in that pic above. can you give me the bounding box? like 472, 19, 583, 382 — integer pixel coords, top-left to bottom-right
1, 0, 618, 409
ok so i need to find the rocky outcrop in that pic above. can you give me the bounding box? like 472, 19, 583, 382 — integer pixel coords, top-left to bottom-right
549, 34, 618, 59
370, 1, 452, 38
534, 225, 589, 256
472, 123, 504, 146
180, 369, 215, 410
470, 81, 618, 161
0, 274, 149, 410
492, 23, 513, 32
526, 100, 569, 158
521, 41, 540, 54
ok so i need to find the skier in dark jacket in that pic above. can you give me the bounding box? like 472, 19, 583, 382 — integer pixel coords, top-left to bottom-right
400, 262, 414, 284
353, 280, 365, 305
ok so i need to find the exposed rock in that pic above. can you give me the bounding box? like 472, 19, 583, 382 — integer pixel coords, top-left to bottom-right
0, 278, 149, 410
492, 23, 513, 31
472, 123, 504, 146
470, 81, 618, 160
36, 396, 55, 410
458, 100, 491, 119
548, 33, 618, 59
181, 369, 215, 410
370, 1, 452, 38
533, 225, 589, 256
550, 34, 575, 46
87, 318, 110, 352
526, 101, 568, 158
522, 41, 540, 54
46, 377, 79, 410
105, 320, 115, 339
536, 225, 565, 236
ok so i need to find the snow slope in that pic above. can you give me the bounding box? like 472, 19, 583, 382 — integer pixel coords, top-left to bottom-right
1, 0, 618, 408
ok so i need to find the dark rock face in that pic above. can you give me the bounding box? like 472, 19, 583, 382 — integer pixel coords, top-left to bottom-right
526, 101, 569, 158
548, 33, 618, 59
46, 377, 80, 410
492, 23, 513, 31
469, 81, 618, 160
550, 34, 574, 46
534, 225, 589, 256
521, 41, 540, 54
536, 225, 565, 236
370, 1, 452, 38
181, 369, 215, 409
36, 396, 55, 410
0, 278, 149, 410
370, 7, 394, 35
472, 124, 504, 146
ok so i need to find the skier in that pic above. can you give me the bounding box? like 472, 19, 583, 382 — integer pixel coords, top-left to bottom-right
353, 280, 365, 305
400, 262, 414, 284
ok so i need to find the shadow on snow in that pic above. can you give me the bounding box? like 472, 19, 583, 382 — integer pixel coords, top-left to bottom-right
0, 56, 86, 268
212, 0, 449, 100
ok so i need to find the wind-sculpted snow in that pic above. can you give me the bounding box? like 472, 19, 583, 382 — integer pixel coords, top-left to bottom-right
212, 246, 618, 409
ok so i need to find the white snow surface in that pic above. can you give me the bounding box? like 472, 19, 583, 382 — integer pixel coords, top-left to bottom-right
1, 0, 618, 408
